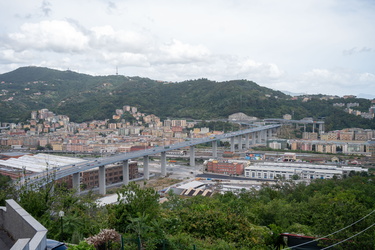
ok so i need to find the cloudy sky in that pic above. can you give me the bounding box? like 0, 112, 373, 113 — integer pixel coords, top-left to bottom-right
1, 0, 374, 97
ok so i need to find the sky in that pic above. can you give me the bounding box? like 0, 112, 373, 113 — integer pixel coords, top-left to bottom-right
0, 0, 374, 98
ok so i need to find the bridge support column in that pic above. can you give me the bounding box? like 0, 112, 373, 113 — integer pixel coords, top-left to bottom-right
275, 127, 280, 136
161, 152, 167, 177
238, 135, 242, 150
245, 134, 250, 149
230, 137, 235, 152
268, 129, 272, 138
123, 160, 129, 185
319, 123, 324, 134
189, 146, 195, 167
252, 132, 256, 145
212, 141, 217, 158
143, 156, 149, 180
72, 172, 80, 194
256, 131, 261, 144
99, 165, 106, 195
263, 130, 267, 143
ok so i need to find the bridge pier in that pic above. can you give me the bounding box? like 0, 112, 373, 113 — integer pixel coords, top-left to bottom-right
72, 172, 80, 194
212, 141, 217, 158
245, 134, 250, 149
230, 137, 235, 152
238, 135, 243, 150
122, 160, 129, 185
189, 145, 195, 167
252, 132, 256, 145
256, 131, 261, 144
262, 130, 267, 143
274, 127, 280, 136
267, 129, 272, 138
161, 152, 167, 177
99, 165, 106, 195
319, 123, 324, 134
143, 156, 149, 180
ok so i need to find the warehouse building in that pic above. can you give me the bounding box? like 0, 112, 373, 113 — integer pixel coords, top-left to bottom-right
244, 162, 367, 180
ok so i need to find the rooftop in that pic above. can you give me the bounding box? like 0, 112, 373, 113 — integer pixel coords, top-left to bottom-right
0, 153, 87, 173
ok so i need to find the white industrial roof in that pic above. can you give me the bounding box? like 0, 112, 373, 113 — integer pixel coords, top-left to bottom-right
0, 153, 87, 173
178, 181, 205, 189
96, 194, 120, 206
246, 165, 343, 174
248, 162, 367, 173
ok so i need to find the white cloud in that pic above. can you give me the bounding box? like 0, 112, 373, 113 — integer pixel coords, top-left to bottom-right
238, 59, 285, 80
106, 1, 117, 14
100, 51, 150, 67
8, 20, 89, 53
90, 26, 153, 53
343, 47, 373, 56
155, 39, 211, 64
281, 68, 374, 96
302, 69, 352, 86
40, 0, 52, 17
0, 48, 36, 64
0, 0, 374, 97
359, 72, 375, 82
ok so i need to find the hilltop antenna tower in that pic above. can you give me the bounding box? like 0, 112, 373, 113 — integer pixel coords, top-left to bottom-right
116, 66, 118, 75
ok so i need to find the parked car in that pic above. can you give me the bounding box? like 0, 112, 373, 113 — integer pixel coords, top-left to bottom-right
46, 239, 68, 250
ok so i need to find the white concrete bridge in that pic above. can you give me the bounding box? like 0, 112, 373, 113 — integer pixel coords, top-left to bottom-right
20, 124, 281, 195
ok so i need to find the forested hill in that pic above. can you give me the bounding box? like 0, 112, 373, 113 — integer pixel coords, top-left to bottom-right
0, 66, 374, 130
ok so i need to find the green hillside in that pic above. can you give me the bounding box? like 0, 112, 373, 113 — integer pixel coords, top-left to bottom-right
0, 66, 374, 130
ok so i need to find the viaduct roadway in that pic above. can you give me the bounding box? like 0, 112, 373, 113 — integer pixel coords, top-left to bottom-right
20, 124, 281, 195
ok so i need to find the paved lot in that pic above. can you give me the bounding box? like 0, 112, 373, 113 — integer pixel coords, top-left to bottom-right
146, 160, 204, 180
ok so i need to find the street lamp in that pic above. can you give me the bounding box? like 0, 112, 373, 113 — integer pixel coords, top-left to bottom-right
59, 210, 64, 242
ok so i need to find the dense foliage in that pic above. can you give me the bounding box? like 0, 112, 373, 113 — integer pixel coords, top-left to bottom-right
1, 67, 374, 130
1, 174, 375, 249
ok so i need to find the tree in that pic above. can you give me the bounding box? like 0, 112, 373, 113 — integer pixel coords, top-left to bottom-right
125, 213, 153, 248
0, 174, 14, 206
108, 182, 160, 233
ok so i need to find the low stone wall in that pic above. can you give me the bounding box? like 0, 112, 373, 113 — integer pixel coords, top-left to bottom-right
0, 199, 47, 250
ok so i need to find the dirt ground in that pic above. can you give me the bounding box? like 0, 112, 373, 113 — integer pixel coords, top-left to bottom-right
134, 176, 181, 191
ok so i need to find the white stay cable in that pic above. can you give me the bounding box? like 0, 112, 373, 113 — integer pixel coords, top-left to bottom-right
321, 222, 375, 249
285, 209, 375, 249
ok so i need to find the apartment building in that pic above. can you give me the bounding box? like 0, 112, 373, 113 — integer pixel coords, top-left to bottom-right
320, 131, 339, 140
368, 141, 375, 156
302, 132, 318, 140
339, 131, 354, 141
205, 159, 249, 175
